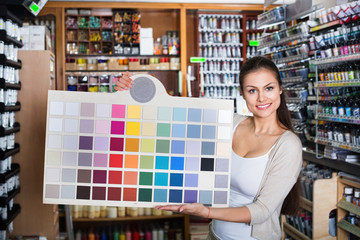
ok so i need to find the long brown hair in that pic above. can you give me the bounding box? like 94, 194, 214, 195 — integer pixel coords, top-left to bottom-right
239, 56, 300, 215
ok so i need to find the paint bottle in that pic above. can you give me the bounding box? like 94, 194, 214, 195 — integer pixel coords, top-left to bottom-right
113, 226, 119, 240
89, 228, 95, 240
89, 206, 96, 219
139, 227, 144, 240
157, 225, 164, 240
152, 225, 158, 240
353, 189, 360, 206
119, 226, 125, 240
76, 230, 82, 240
144, 227, 151, 240
125, 226, 131, 240
95, 229, 100, 240
82, 230, 89, 240
101, 228, 107, 240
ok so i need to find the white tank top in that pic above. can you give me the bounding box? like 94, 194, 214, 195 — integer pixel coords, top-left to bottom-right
212, 148, 272, 240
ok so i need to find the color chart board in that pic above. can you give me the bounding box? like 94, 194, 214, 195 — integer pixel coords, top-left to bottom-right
43, 74, 233, 207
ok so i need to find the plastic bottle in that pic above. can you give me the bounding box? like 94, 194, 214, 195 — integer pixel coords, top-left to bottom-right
353, 99, 360, 116
345, 98, 352, 116
344, 125, 351, 143
338, 99, 345, 116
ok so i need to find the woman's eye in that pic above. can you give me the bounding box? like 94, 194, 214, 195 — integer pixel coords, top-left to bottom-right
266, 87, 273, 91
249, 89, 256, 94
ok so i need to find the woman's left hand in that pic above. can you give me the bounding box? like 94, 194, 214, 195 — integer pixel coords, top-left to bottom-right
155, 203, 209, 218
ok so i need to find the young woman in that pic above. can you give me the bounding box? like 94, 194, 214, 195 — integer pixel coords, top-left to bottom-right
115, 56, 303, 240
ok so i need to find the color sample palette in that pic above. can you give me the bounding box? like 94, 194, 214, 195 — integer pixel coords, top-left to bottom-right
43, 75, 233, 207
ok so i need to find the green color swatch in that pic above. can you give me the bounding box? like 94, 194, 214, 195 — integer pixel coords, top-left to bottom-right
140, 156, 154, 169
139, 172, 153, 186
139, 188, 152, 202
156, 140, 170, 153
157, 123, 171, 137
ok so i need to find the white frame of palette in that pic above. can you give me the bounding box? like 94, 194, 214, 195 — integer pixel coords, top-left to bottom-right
43, 74, 233, 208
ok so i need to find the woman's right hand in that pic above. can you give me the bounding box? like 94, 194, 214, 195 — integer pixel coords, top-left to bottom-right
114, 72, 134, 91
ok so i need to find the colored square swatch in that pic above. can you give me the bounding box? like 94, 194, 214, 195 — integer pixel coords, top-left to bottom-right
155, 173, 168, 186
202, 125, 216, 139
112, 104, 126, 118
203, 109, 217, 123
154, 189, 167, 202
94, 137, 109, 151
173, 108, 186, 121
124, 171, 138, 185
79, 136, 92, 150
92, 187, 106, 200
139, 172, 153, 186
188, 108, 201, 122
108, 171, 122, 184
81, 103, 95, 117
170, 173, 183, 187
127, 105, 141, 119
141, 139, 155, 153
108, 187, 121, 201
109, 154, 123, 168
95, 120, 110, 134
155, 156, 169, 170
80, 119, 94, 134
110, 121, 125, 135
124, 155, 138, 168
201, 142, 215, 155
184, 190, 197, 203
140, 156, 154, 169
123, 188, 137, 201
156, 140, 170, 153
143, 106, 157, 120
139, 188, 152, 202
172, 124, 186, 138
126, 122, 140, 136
201, 158, 214, 171
171, 140, 185, 154
110, 138, 124, 152
187, 125, 201, 138
158, 107, 171, 121
170, 157, 184, 170
169, 190, 182, 203
157, 123, 171, 137
142, 122, 156, 136
76, 186, 90, 200
125, 138, 139, 152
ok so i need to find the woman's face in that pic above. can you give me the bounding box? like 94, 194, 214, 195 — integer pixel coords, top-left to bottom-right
241, 68, 282, 119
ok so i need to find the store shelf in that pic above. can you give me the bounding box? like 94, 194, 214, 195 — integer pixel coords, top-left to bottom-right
0, 55, 22, 69
0, 102, 21, 113
201, 83, 239, 87
0, 144, 20, 161
66, 54, 179, 58
0, 78, 21, 90
66, 70, 179, 73
300, 197, 313, 213
277, 55, 304, 64
287, 97, 304, 103
283, 222, 311, 240
311, 53, 360, 65
199, 43, 242, 47
337, 200, 360, 216
0, 122, 20, 137
337, 219, 360, 238
303, 151, 360, 177
201, 71, 240, 74
315, 137, 360, 153
73, 214, 185, 222
0, 7, 22, 26
281, 76, 304, 83
198, 28, 242, 33
307, 95, 339, 101
316, 114, 360, 125
0, 163, 20, 183
204, 57, 243, 61
0, 30, 23, 48
278, 32, 309, 45
201, 96, 237, 100
0, 187, 20, 207
0, 204, 20, 231
315, 80, 360, 88
310, 20, 341, 33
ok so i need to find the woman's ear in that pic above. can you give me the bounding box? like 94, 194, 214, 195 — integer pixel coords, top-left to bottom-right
280, 87, 283, 95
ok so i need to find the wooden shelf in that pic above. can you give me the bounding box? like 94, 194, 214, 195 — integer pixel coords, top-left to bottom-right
300, 197, 313, 213
73, 214, 186, 222
337, 219, 360, 238
337, 199, 360, 216
283, 222, 311, 240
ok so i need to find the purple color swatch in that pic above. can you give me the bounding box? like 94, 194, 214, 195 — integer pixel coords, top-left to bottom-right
94, 137, 109, 151
93, 153, 107, 167
78, 153, 92, 166
79, 136, 93, 150
80, 119, 94, 133
215, 175, 228, 188
184, 190, 197, 203
185, 174, 198, 187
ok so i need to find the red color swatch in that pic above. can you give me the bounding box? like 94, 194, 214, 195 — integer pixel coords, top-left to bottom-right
108, 187, 121, 201
109, 154, 123, 168
108, 171, 122, 184
123, 188, 137, 201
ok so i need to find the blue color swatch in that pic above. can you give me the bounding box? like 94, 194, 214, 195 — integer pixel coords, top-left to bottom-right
170, 173, 183, 187
154, 172, 168, 186
170, 157, 184, 170
172, 124, 186, 138
171, 140, 185, 154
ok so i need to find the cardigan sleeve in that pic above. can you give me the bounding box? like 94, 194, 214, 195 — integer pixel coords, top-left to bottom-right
246, 132, 303, 225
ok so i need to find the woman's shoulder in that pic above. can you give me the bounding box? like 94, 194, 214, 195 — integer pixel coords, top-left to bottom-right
277, 130, 303, 150
233, 114, 250, 126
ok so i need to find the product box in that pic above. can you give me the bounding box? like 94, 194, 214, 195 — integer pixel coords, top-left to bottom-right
65, 63, 77, 71
119, 65, 129, 70
76, 63, 87, 71
140, 37, 154, 55
129, 61, 140, 70
20, 27, 30, 50
139, 64, 151, 70
28, 26, 51, 51
87, 64, 97, 70
140, 28, 153, 38
170, 62, 181, 70
150, 63, 161, 70
160, 62, 170, 70
108, 61, 121, 70
97, 63, 109, 70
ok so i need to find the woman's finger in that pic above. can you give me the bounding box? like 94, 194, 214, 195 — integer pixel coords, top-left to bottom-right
155, 205, 182, 212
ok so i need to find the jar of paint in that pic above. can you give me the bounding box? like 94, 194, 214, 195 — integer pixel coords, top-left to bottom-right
100, 85, 109, 92
343, 187, 354, 202
100, 206, 107, 217
129, 207, 138, 217
144, 208, 152, 216
78, 84, 88, 92
138, 207, 144, 216
89, 85, 98, 92
107, 207, 117, 218
117, 207, 126, 217
152, 208, 162, 216
88, 206, 96, 219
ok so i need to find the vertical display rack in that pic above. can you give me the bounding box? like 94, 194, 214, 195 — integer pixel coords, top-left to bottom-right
0, 5, 22, 239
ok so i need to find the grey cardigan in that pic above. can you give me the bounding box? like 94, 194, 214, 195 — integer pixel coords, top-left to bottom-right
210, 115, 303, 240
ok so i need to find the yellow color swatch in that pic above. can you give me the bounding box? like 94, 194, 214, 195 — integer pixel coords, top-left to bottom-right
127, 105, 141, 119
124, 155, 139, 168
126, 122, 140, 135
142, 122, 156, 136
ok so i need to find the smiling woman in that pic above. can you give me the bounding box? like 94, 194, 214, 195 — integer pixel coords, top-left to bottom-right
115, 57, 303, 240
